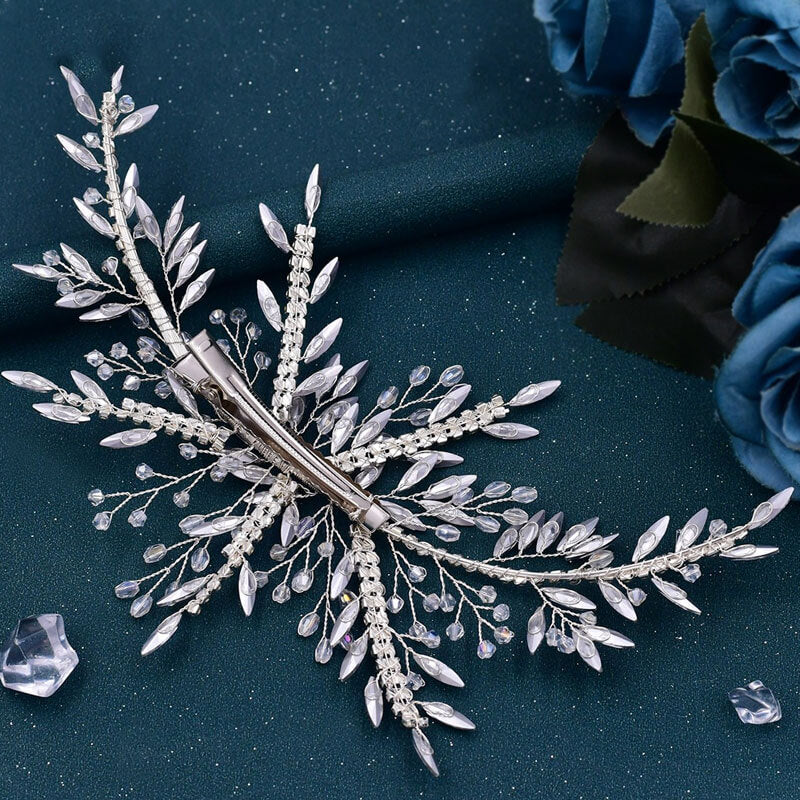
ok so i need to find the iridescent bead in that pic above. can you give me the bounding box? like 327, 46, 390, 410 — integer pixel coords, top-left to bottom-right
446, 621, 464, 641
492, 603, 510, 622
493, 626, 514, 644
477, 640, 496, 659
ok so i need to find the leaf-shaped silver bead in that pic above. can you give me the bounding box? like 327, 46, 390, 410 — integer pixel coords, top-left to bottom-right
411, 728, 439, 778
70, 370, 109, 404
115, 104, 159, 137
540, 587, 596, 611
280, 503, 300, 547
675, 508, 708, 552
303, 318, 343, 363
79, 303, 130, 321
507, 380, 560, 406
60, 243, 100, 282
304, 163, 321, 220
162, 195, 185, 252
339, 633, 368, 681
179, 268, 215, 312
73, 197, 115, 238
526, 606, 546, 654
32, 403, 90, 424
309, 257, 339, 304
12, 263, 63, 281
156, 576, 208, 607
99, 429, 157, 448
651, 575, 701, 615
631, 515, 670, 562
185, 516, 244, 538
135, 196, 162, 248
575, 632, 602, 672
256, 279, 283, 332
429, 383, 471, 424
2, 370, 57, 393
258, 203, 291, 253
421, 701, 476, 731
483, 422, 539, 440
364, 676, 383, 728
597, 580, 637, 621
56, 135, 102, 172
140, 611, 183, 656
412, 653, 465, 687
719, 544, 779, 560
238, 561, 257, 617
749, 487, 794, 529
329, 598, 360, 647
351, 409, 392, 449
59, 66, 98, 123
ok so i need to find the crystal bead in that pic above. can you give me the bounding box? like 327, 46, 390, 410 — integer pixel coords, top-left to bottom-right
409, 365, 431, 386
209, 465, 226, 482
545, 627, 559, 646
173, 491, 190, 508
387, 594, 404, 614
129, 307, 149, 329
511, 486, 538, 503
408, 565, 427, 584
246, 322, 262, 340
485, 481, 511, 498
557, 635, 576, 654
83, 132, 101, 148
477, 640, 496, 659
254, 351, 271, 370
215, 339, 230, 356
190, 547, 209, 573
254, 571, 269, 588
228, 307, 246, 324
101, 257, 118, 275
680, 564, 701, 583
446, 621, 464, 641
478, 585, 497, 603
135, 463, 154, 481
434, 524, 460, 543
579, 611, 597, 625
92, 511, 111, 531
57, 278, 74, 295
475, 515, 501, 533
728, 681, 781, 724
452, 487, 474, 505
132, 221, 145, 239
494, 625, 514, 644
314, 637, 332, 664
422, 630, 441, 649
422, 593, 440, 612
291, 569, 313, 593
110, 342, 128, 359
317, 541, 334, 557
709, 519, 727, 537
439, 364, 464, 387
179, 443, 198, 460
87, 488, 104, 506
122, 375, 141, 391
492, 603, 510, 622
179, 515, 203, 533
270, 544, 287, 561
377, 386, 399, 408
43, 250, 60, 266
96, 363, 114, 381
142, 543, 165, 562
502, 508, 528, 526
209, 309, 226, 325
297, 612, 320, 638
154, 380, 171, 399
627, 587, 647, 606
129, 595, 153, 618
0, 614, 79, 697
114, 580, 139, 599
439, 592, 456, 613
129, 509, 148, 528
118, 95, 135, 113
409, 408, 431, 426
85, 349, 105, 367
272, 584, 291, 604
406, 671, 426, 690
83, 187, 103, 205
409, 622, 427, 638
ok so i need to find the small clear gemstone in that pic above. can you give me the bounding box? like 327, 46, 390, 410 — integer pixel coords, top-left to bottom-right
475, 515, 501, 533
492, 603, 510, 622
709, 519, 727, 537
409, 408, 431, 426
135, 463, 154, 481
478, 585, 497, 603
439, 592, 456, 613
114, 580, 139, 599
82, 132, 101, 148
452, 487, 474, 505
254, 351, 271, 370
406, 671, 425, 690
209, 309, 226, 325
130, 595, 153, 618
179, 443, 198, 460
511, 486, 538, 503
477, 639, 496, 659
408, 565, 427, 584
728, 681, 781, 724
118, 95, 135, 113
628, 587, 647, 606
57, 278, 74, 295
272, 584, 291, 604
209, 465, 226, 482
83, 187, 103, 205
101, 257, 118, 275
378, 386, 399, 408
96, 363, 114, 381
434, 524, 460, 543
0, 614, 79, 697
132, 221, 145, 239
446, 621, 464, 641
422, 593, 440, 612
317, 541, 335, 557
122, 375, 141, 391
246, 322, 262, 340
557, 634, 576, 654
190, 547, 209, 573
408, 622, 427, 638
229, 307, 247, 323
502, 508, 528, 526
129, 308, 149, 329
87, 488, 104, 506
42, 250, 60, 266
110, 342, 128, 359
314, 637, 333, 664
291, 569, 313, 593
409, 365, 431, 386
439, 365, 464, 386
297, 612, 320, 638
422, 630, 441, 649
129, 508, 148, 528
142, 543, 165, 562
680, 564, 701, 583
85, 349, 105, 367
494, 625, 514, 644
154, 380, 171, 399
173, 491, 190, 508
92, 511, 111, 531
270, 544, 287, 561
254, 571, 269, 588
485, 481, 511, 498
179, 515, 203, 533
387, 595, 404, 614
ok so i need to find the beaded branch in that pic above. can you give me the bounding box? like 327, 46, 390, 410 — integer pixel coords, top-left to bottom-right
5, 66, 793, 777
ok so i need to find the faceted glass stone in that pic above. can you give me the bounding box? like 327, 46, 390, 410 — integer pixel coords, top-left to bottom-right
85, 349, 104, 367
254, 571, 269, 589
377, 386, 399, 408
492, 603, 510, 622
272, 584, 291, 604
129, 307, 149, 329
96, 363, 114, 381
478, 585, 497, 603
209, 466, 226, 482
229, 307, 247, 323
434, 524, 460, 543
118, 95, 135, 113
92, 511, 111, 531
42, 249, 61, 266
114, 581, 139, 599
627, 587, 647, 606
129, 595, 153, 618
246, 322, 262, 340
1, 614, 79, 698
83, 132, 101, 148
406, 671, 425, 690
291, 569, 313, 593
297, 612, 320, 638
709, 519, 728, 537
101, 257, 118, 275
135, 463, 154, 481
154, 380, 171, 399
143, 543, 165, 563
485, 481, 511, 498
494, 626, 514, 644
409, 365, 431, 386
477, 639, 496, 659
387, 594, 404, 614
511, 486, 538, 503
680, 564, 701, 583
190, 547, 209, 573
270, 544, 287, 561
83, 187, 103, 205
209, 309, 226, 325
728, 681, 781, 725
409, 622, 427, 638
254, 351, 271, 370
422, 630, 441, 649
179, 443, 198, 460
408, 565, 427, 584
317, 541, 334, 557
109, 342, 128, 359
129, 509, 148, 528
122, 375, 141, 391
446, 622, 464, 641
87, 488, 104, 506
314, 637, 333, 664
409, 408, 431, 427
173, 491, 190, 509
475, 515, 501, 533
439, 592, 456, 613
502, 508, 528, 526
422, 593, 440, 612
439, 364, 465, 387
57, 278, 74, 296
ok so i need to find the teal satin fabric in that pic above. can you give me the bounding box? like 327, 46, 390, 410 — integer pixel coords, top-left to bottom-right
1, 2, 796, 799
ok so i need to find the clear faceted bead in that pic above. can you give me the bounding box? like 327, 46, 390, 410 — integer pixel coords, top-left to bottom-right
229, 307, 247, 323
83, 187, 103, 205
190, 547, 209, 573
129, 595, 153, 618
478, 585, 497, 603
57, 278, 74, 296
409, 408, 431, 426
291, 569, 313, 593
209, 465, 226, 482
83, 132, 101, 148
42, 250, 60, 266
475, 515, 501, 533
628, 587, 647, 606
406, 671, 426, 690
728, 681, 781, 724
422, 593, 440, 612
492, 603, 510, 622
173, 491, 190, 508
92, 511, 111, 531
446, 621, 464, 641
142, 543, 165, 563
118, 95, 135, 113
314, 637, 333, 664
101, 257, 118, 275
272, 584, 291, 604
408, 622, 427, 638
511, 486, 538, 503
154, 380, 171, 399
209, 309, 226, 325
246, 322, 262, 340
439, 592, 456, 613
502, 508, 528, 526
439, 364, 464, 387
129, 307, 149, 329
114, 580, 139, 599
387, 594, 404, 614
409, 365, 431, 386
422, 630, 441, 649
317, 541, 334, 557
85, 349, 105, 367
485, 481, 511, 498
408, 565, 427, 584
377, 386, 399, 408
254, 351, 271, 370
494, 626, 515, 644
179, 443, 198, 460
96, 363, 114, 381
680, 564, 701, 583
270, 544, 287, 561
709, 519, 728, 537
297, 612, 320, 638
110, 342, 128, 359
557, 635, 576, 654
477, 639, 496, 659
0, 614, 79, 697
135, 463, 154, 481
87, 488, 105, 506
122, 375, 141, 391
129, 509, 148, 528
254, 571, 269, 589
434, 524, 460, 543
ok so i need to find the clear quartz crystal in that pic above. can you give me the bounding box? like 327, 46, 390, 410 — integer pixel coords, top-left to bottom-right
728, 681, 781, 724
0, 614, 79, 697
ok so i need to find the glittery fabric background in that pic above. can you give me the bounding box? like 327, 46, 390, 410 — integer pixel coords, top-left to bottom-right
1, 2, 797, 798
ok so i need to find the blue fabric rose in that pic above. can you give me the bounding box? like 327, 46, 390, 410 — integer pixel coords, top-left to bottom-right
716, 207, 800, 492
533, 0, 703, 145
707, 0, 800, 154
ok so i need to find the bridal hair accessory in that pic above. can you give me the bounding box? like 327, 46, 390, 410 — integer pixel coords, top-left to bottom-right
4, 66, 793, 776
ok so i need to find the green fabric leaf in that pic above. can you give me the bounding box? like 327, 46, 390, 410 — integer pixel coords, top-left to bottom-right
618, 15, 724, 227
